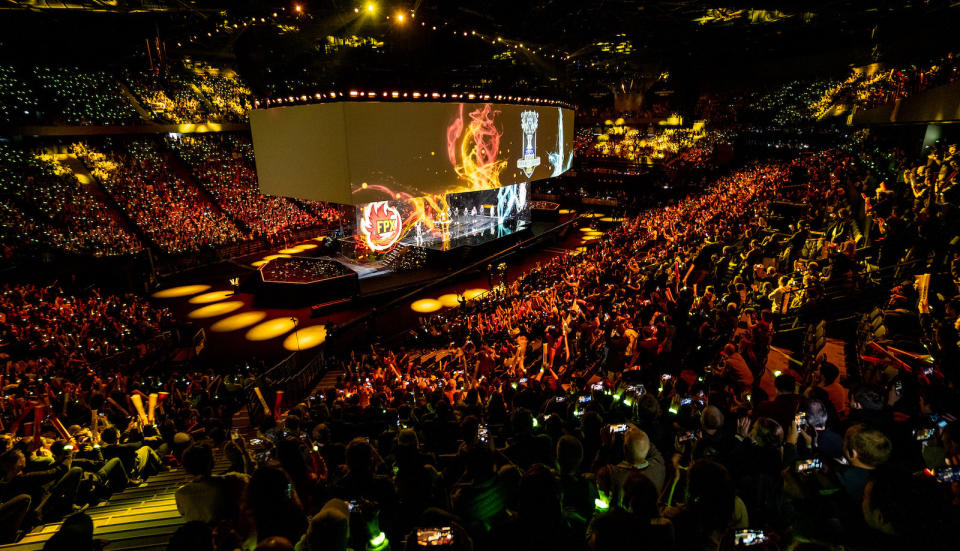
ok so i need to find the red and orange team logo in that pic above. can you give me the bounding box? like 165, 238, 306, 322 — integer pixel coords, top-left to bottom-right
360, 201, 403, 251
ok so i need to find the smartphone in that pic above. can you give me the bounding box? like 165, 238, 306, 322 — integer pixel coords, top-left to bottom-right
610, 424, 629, 434
661, 374, 672, 381
916, 427, 936, 441
795, 412, 807, 428
477, 425, 489, 443
347, 500, 360, 512
894, 381, 903, 394
933, 466, 960, 483
578, 395, 592, 404
625, 384, 645, 395
230, 428, 240, 440
681, 398, 693, 406
591, 382, 604, 392
796, 458, 822, 473
554, 396, 566, 403
518, 378, 528, 384
923, 366, 934, 377
416, 527, 455, 546
249, 438, 264, 446
678, 432, 697, 443
734, 530, 768, 546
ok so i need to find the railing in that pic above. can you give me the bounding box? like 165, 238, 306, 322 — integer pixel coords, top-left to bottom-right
245, 350, 329, 423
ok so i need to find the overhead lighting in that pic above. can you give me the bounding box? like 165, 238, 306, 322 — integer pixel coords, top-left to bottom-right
396, 12, 405, 23
365, 2, 376, 13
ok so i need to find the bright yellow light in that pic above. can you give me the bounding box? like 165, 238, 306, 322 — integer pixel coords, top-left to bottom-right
251, 260, 268, 267
283, 325, 327, 351
579, 227, 597, 232
278, 247, 304, 254
584, 213, 604, 218
245, 318, 299, 341
599, 217, 623, 223
263, 254, 292, 261
210, 311, 267, 332
297, 243, 317, 250
152, 284, 211, 298
294, 4, 302, 12
462, 288, 487, 301
438, 294, 462, 307
411, 299, 442, 313
188, 290, 235, 304
366, 2, 376, 13
582, 235, 600, 241
558, 209, 575, 214
396, 12, 404, 22
188, 301, 244, 319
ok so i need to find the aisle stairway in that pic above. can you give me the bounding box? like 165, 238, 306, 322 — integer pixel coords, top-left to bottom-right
1, 408, 250, 551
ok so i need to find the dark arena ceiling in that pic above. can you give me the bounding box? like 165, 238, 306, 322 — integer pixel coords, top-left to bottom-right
1, 0, 959, 106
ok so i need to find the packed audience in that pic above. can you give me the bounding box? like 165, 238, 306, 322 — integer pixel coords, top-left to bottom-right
168, 134, 324, 239
0, 65, 40, 126
33, 67, 142, 126
261, 257, 349, 283
0, 145, 143, 258
72, 140, 245, 254
125, 69, 213, 124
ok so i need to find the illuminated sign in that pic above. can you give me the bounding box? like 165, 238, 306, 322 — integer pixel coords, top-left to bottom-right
360, 201, 403, 251
517, 110, 541, 178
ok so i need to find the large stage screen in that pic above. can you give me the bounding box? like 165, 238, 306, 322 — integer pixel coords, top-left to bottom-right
250, 101, 575, 205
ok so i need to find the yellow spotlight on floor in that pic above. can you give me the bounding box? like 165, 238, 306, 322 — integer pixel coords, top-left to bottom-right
188, 290, 235, 304
283, 325, 327, 351
210, 311, 267, 332
297, 243, 317, 250
585, 230, 604, 236
558, 209, 574, 214
278, 247, 304, 254
582, 235, 600, 241
584, 213, 604, 218
188, 301, 244, 319
438, 293, 462, 308
462, 288, 487, 301
263, 254, 292, 261
411, 298, 442, 313
152, 284, 211, 298
579, 227, 597, 232
245, 318, 298, 341
599, 217, 623, 223
251, 260, 268, 267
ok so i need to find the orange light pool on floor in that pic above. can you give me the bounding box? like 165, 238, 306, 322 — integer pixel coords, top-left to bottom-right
582, 235, 600, 241
599, 217, 623, 223
462, 288, 487, 301
579, 227, 597, 232
437, 293, 461, 308
251, 260, 268, 267
152, 284, 211, 298
263, 254, 292, 261
245, 318, 298, 341
297, 243, 317, 250
188, 290, 235, 304
411, 298, 442, 313
188, 301, 244, 319
283, 325, 327, 351
558, 209, 574, 214
210, 311, 267, 332
278, 246, 307, 254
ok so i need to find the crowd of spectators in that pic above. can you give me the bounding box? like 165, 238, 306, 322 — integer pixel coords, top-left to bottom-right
125, 69, 213, 124
168, 134, 324, 239
3, 135, 960, 551
0, 65, 40, 126
72, 140, 245, 254
33, 67, 143, 126
0, 145, 143, 259
261, 257, 349, 283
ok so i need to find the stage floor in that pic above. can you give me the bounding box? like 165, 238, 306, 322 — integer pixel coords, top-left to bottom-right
398, 215, 530, 251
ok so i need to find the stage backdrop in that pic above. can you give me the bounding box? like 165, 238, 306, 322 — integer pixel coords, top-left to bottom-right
249, 101, 575, 206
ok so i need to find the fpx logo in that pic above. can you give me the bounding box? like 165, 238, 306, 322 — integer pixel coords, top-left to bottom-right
360, 201, 403, 251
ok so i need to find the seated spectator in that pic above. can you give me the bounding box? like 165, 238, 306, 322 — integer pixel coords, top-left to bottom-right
175, 443, 249, 524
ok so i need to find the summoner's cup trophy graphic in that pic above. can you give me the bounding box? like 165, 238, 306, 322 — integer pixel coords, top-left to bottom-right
517, 110, 541, 178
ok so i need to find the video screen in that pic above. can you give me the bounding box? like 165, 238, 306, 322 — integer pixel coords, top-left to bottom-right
355, 182, 530, 253
250, 102, 574, 205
